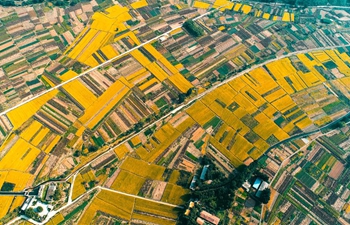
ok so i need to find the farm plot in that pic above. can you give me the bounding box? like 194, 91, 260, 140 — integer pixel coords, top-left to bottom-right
78, 190, 134, 224
161, 183, 189, 205
120, 157, 165, 180
0, 138, 41, 172
110, 170, 146, 195
7, 90, 58, 129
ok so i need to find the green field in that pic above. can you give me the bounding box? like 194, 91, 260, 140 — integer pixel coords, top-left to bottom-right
295, 170, 316, 188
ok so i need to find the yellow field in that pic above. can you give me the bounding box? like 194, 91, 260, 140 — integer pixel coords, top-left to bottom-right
139, 78, 158, 91
186, 101, 216, 126
4, 171, 32, 191
173, 116, 196, 133
126, 68, 148, 82
193, 1, 210, 9
146, 63, 169, 82
311, 51, 330, 63
101, 45, 118, 59
282, 12, 290, 21
161, 183, 189, 205
21, 120, 42, 141
10, 196, 25, 211
114, 144, 130, 159
134, 198, 179, 219
291, 13, 295, 21
82, 82, 129, 130
131, 0, 148, 9
132, 213, 176, 225
168, 170, 180, 184
228, 135, 251, 161
110, 170, 146, 194
79, 80, 130, 129
132, 42, 192, 93
81, 170, 96, 183
63, 80, 97, 109
244, 68, 279, 95
41, 76, 55, 87
130, 136, 141, 147
154, 123, 176, 143
212, 0, 234, 9
60, 70, 78, 81
0, 196, 13, 219
67, 5, 131, 66
241, 85, 266, 107
263, 13, 270, 19
43, 135, 61, 153
0, 138, 40, 171
210, 137, 242, 167
241, 5, 251, 14
72, 173, 86, 200
31, 127, 50, 146
121, 157, 165, 180
168, 73, 193, 93
7, 90, 58, 129
79, 190, 134, 224
48, 213, 64, 225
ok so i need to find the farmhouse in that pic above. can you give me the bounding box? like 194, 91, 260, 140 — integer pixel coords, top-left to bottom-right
45, 183, 57, 201
242, 180, 251, 191
196, 217, 205, 225
200, 165, 209, 180
252, 177, 262, 189
254, 179, 269, 198
189, 176, 198, 190
199, 210, 220, 225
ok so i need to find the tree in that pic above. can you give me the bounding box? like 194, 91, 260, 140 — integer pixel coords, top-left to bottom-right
25, 208, 38, 219
36, 206, 43, 213
88, 145, 98, 152
259, 188, 271, 204
177, 93, 186, 104
183, 20, 204, 37
346, 155, 350, 168
186, 88, 193, 96
73, 150, 81, 157
53, 189, 61, 201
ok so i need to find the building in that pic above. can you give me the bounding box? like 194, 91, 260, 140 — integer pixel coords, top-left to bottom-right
189, 201, 195, 208
200, 211, 220, 225
200, 165, 209, 180
45, 183, 57, 201
184, 209, 191, 216
38, 185, 45, 199
252, 178, 262, 189
256, 181, 269, 198
20, 197, 32, 211
242, 180, 251, 191
189, 176, 198, 190
196, 217, 205, 225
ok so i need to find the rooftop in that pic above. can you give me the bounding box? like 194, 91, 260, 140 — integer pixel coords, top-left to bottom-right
252, 178, 262, 189
200, 165, 209, 180
200, 210, 220, 225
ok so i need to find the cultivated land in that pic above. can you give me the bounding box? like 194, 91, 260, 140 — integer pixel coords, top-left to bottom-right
1, 0, 350, 225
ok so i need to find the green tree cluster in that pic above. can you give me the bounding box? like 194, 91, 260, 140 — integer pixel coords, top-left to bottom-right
183, 20, 204, 37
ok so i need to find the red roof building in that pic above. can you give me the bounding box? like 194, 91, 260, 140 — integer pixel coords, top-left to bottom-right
200, 210, 220, 225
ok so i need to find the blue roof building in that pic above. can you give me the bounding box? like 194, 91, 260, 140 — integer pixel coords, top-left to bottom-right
252, 178, 262, 189
189, 176, 198, 190
200, 165, 209, 180
256, 181, 269, 198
